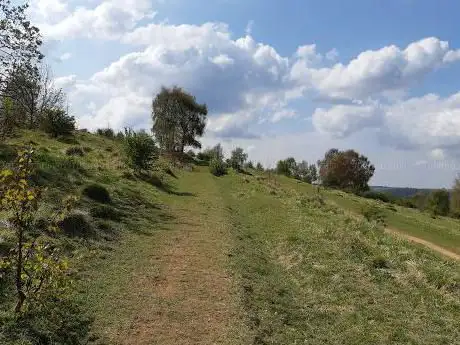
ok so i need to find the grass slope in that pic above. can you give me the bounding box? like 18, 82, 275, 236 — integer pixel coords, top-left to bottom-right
281, 177, 460, 255
220, 172, 459, 344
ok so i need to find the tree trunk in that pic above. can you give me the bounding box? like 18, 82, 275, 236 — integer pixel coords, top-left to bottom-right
15, 228, 25, 313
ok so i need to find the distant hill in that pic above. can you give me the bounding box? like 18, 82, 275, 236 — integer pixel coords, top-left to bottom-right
370, 186, 435, 198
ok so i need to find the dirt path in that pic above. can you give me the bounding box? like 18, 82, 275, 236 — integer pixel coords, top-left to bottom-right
114, 171, 248, 345
385, 228, 460, 261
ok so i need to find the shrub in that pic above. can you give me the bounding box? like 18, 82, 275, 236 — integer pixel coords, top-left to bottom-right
209, 158, 227, 176
96, 128, 115, 139
65, 146, 84, 156
427, 189, 450, 217
362, 205, 386, 225
82, 184, 111, 203
123, 129, 158, 173
90, 205, 122, 221
40, 109, 76, 138
59, 211, 94, 237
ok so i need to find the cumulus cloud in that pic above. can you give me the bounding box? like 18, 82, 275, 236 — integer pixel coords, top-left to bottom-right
66, 22, 294, 133
54, 74, 77, 89
291, 37, 460, 101
313, 91, 460, 156
312, 103, 383, 137
30, 0, 156, 40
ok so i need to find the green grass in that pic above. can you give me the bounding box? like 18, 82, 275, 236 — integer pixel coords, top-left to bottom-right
218, 172, 460, 344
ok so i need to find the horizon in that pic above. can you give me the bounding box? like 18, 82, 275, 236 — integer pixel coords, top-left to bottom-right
28, 0, 460, 189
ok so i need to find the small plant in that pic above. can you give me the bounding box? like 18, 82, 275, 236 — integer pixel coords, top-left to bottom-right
362, 204, 386, 225
82, 184, 111, 203
209, 158, 227, 176
0, 148, 76, 312
65, 146, 84, 156
123, 128, 158, 173
40, 109, 76, 138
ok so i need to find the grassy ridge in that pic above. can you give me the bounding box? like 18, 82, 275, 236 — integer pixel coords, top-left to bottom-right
278, 176, 460, 255
219, 172, 460, 344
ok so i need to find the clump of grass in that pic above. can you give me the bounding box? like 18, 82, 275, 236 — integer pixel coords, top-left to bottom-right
82, 184, 111, 204
59, 211, 94, 237
66, 146, 85, 156
371, 256, 391, 269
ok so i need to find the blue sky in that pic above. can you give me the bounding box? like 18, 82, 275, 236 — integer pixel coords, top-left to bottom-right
28, 0, 460, 188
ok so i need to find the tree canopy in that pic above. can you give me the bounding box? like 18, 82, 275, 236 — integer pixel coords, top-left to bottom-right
276, 158, 317, 183
0, 0, 43, 94
318, 149, 375, 192
229, 147, 247, 171
151, 86, 207, 153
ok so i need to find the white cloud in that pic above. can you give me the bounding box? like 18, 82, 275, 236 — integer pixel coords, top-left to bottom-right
245, 20, 254, 35
271, 109, 296, 123
210, 54, 234, 66
325, 48, 339, 61
313, 91, 460, 156
312, 103, 383, 137
430, 149, 445, 160
291, 37, 460, 101
55, 52, 72, 62
30, 0, 156, 40
54, 74, 77, 89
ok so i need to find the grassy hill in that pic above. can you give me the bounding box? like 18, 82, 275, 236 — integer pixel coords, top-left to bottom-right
0, 131, 459, 344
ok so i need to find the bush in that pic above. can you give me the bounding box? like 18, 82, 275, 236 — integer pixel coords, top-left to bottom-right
82, 184, 111, 203
65, 146, 84, 156
96, 128, 115, 139
59, 211, 94, 237
209, 158, 227, 176
40, 109, 76, 138
123, 129, 158, 172
90, 205, 122, 221
362, 205, 386, 225
427, 189, 450, 217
